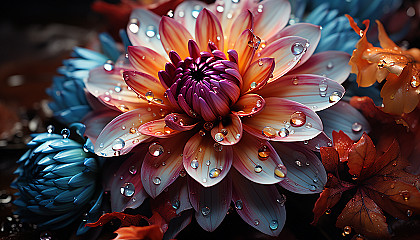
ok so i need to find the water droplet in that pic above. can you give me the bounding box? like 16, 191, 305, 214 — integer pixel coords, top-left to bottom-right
326, 61, 333, 70
149, 142, 164, 156
236, 133, 241, 139
274, 164, 286, 178
199, 130, 206, 136
269, 220, 278, 230
179, 170, 186, 177
256, 100, 262, 108
206, 160, 211, 166
129, 18, 140, 33
305, 122, 312, 128
129, 166, 137, 175
235, 200, 243, 210
167, 9, 174, 18
203, 122, 213, 131
191, 5, 202, 18
172, 200, 180, 210
290, 111, 306, 127
411, 76, 419, 88
250, 82, 257, 89
232, 0, 240, 3
254, 165, 263, 173
216, 5, 224, 12
400, 190, 410, 201
254, 219, 260, 225
145, 91, 154, 101
325, 209, 331, 214
209, 168, 221, 178
352, 175, 358, 181
352, 122, 363, 132
120, 182, 135, 197
278, 128, 289, 138
46, 125, 54, 134
407, 209, 413, 217
295, 160, 302, 167
262, 126, 276, 138
201, 206, 210, 216
103, 60, 114, 72
214, 143, 223, 152
329, 91, 342, 103
291, 42, 305, 55
61, 128, 70, 138
214, 132, 224, 142
191, 159, 199, 169
319, 79, 328, 97
343, 226, 351, 235
309, 185, 317, 191
258, 145, 270, 160
145, 25, 157, 38
153, 177, 161, 185
112, 138, 125, 151
129, 127, 137, 134
292, 76, 299, 85
258, 59, 263, 66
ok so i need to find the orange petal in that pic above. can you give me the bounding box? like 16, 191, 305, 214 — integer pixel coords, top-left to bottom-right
241, 57, 275, 94
210, 114, 243, 145
138, 118, 181, 138
159, 16, 193, 59
231, 93, 265, 117
234, 29, 256, 75
195, 8, 224, 52
227, 10, 254, 50
123, 71, 168, 106
376, 20, 399, 50
128, 46, 167, 78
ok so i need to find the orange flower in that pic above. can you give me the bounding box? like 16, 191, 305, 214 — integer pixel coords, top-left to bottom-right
346, 15, 420, 115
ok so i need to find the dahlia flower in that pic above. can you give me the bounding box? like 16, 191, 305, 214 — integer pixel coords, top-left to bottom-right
85, 0, 351, 235
12, 124, 103, 235
47, 33, 122, 124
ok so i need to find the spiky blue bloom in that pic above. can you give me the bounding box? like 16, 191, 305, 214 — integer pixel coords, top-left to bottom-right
12, 123, 103, 235
47, 32, 125, 125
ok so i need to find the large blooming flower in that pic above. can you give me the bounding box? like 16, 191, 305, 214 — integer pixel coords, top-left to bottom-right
85, 0, 351, 235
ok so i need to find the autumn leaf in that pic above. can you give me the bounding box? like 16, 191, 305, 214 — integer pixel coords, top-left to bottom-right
114, 225, 163, 240
86, 212, 150, 228
332, 131, 354, 162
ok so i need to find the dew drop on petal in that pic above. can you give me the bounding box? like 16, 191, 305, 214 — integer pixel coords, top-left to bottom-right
103, 60, 114, 72
206, 160, 211, 166
309, 185, 317, 191
209, 168, 221, 178
129, 18, 140, 33
129, 166, 137, 175
120, 182, 135, 197
343, 226, 351, 235
407, 209, 413, 217
411, 76, 419, 88
172, 200, 180, 210
145, 25, 157, 38
191, 5, 202, 19
262, 126, 276, 138
352, 122, 363, 132
291, 42, 305, 55
250, 82, 257, 89
254, 219, 260, 226
274, 164, 286, 178
235, 200, 243, 210
46, 125, 54, 134
129, 127, 137, 134
276, 194, 286, 206
319, 79, 328, 97
61, 128, 70, 138
295, 160, 302, 167
203, 122, 214, 131
214, 143, 223, 152
290, 111, 306, 127
145, 91, 154, 101
149, 143, 164, 157
199, 130, 206, 136
278, 128, 289, 138
329, 91, 342, 103
214, 132, 224, 142
167, 10, 174, 18
400, 190, 410, 201
292, 76, 299, 85
258, 145, 270, 160
216, 5, 224, 12
112, 138, 125, 151
269, 220, 278, 230
326, 61, 333, 70
191, 159, 199, 169
325, 209, 331, 214
253, 165, 263, 173
352, 175, 358, 181
153, 177, 161, 185
201, 206, 210, 216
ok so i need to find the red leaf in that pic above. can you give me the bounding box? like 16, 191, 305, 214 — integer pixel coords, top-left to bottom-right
114, 225, 163, 240
320, 147, 339, 173
349, 96, 396, 124
312, 174, 354, 225
332, 131, 354, 162
336, 189, 390, 239
347, 133, 377, 181
86, 212, 150, 228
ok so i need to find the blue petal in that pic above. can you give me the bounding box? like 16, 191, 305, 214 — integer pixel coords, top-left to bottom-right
99, 32, 121, 62
54, 187, 85, 203
68, 172, 95, 188
52, 162, 84, 176
72, 47, 108, 62
53, 149, 86, 162
83, 158, 98, 172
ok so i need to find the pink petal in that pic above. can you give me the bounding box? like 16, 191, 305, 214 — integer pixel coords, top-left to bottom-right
268, 23, 321, 67
257, 36, 309, 81
110, 147, 148, 212
227, 10, 254, 50
272, 142, 327, 194
165, 178, 193, 215
241, 57, 275, 94
85, 67, 141, 109
138, 118, 181, 138
124, 71, 168, 107
234, 29, 256, 75
251, 0, 291, 41
183, 132, 233, 187
127, 9, 166, 56
164, 113, 198, 131
318, 101, 371, 141
232, 133, 286, 184
174, 1, 209, 38
82, 109, 120, 145
195, 8, 224, 52
296, 131, 332, 152
128, 46, 167, 78
242, 97, 323, 142
255, 74, 345, 111
231, 93, 265, 117
188, 174, 231, 232
141, 132, 193, 198
287, 51, 351, 84
94, 106, 170, 157
231, 169, 286, 236
210, 114, 243, 145
160, 16, 194, 60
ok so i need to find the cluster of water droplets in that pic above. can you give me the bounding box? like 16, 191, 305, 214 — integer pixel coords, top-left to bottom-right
128, 18, 160, 40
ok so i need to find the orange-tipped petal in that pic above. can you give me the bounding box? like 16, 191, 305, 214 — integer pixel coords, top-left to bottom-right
376, 20, 399, 50
159, 16, 194, 60
227, 10, 254, 50
231, 93, 265, 117
123, 71, 168, 107
251, 0, 290, 41
195, 8, 224, 52
138, 118, 181, 138
210, 114, 243, 146
241, 57, 275, 94
234, 29, 256, 75
128, 46, 167, 78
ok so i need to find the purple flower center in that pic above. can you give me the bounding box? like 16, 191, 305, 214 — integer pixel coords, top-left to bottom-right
160, 40, 241, 121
